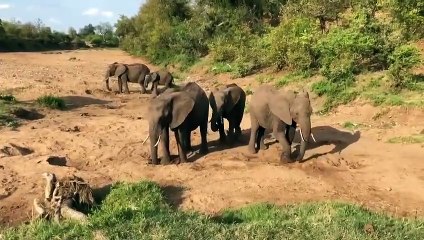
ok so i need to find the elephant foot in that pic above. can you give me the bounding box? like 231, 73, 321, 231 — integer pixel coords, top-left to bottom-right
161, 156, 171, 165
199, 146, 208, 155
151, 158, 160, 165
247, 146, 257, 154
279, 152, 294, 164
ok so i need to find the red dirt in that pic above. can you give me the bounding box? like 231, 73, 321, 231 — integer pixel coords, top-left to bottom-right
0, 50, 423, 226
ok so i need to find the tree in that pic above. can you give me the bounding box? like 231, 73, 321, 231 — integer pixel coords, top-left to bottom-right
115, 15, 135, 37
79, 24, 95, 36
0, 19, 6, 39
95, 22, 113, 40
68, 27, 77, 39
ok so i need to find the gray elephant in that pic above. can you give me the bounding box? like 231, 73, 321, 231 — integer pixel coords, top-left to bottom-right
209, 83, 246, 145
104, 62, 150, 94
248, 85, 313, 163
146, 82, 209, 165
144, 70, 175, 97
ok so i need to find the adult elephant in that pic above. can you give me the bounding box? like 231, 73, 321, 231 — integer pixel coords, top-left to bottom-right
209, 83, 246, 145
144, 70, 175, 97
146, 82, 209, 165
104, 62, 150, 94
248, 85, 313, 163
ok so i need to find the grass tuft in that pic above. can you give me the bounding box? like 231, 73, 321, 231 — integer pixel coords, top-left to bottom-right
36, 95, 66, 110
387, 134, 424, 144
2, 181, 424, 239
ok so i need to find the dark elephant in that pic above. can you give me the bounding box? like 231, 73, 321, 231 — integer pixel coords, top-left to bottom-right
209, 83, 246, 145
248, 85, 313, 163
144, 70, 175, 97
104, 62, 150, 94
146, 82, 209, 165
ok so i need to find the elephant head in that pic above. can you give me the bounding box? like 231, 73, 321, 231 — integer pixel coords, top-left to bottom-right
147, 92, 195, 164
208, 86, 240, 132
104, 62, 126, 91
270, 90, 313, 161
144, 72, 159, 89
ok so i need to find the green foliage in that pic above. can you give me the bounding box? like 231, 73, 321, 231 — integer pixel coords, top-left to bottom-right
0, 94, 19, 128
388, 0, 424, 39
387, 44, 422, 91
36, 95, 66, 110
312, 80, 359, 113
3, 181, 424, 239
267, 17, 320, 71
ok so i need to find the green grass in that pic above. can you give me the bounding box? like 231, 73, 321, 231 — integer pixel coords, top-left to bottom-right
387, 134, 424, 144
274, 72, 310, 89
2, 181, 424, 240
343, 121, 367, 131
210, 62, 234, 75
0, 94, 19, 128
36, 95, 66, 110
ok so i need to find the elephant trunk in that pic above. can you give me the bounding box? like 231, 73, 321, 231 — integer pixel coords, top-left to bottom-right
296, 118, 311, 162
144, 74, 151, 89
104, 70, 111, 91
210, 110, 223, 132
149, 125, 161, 165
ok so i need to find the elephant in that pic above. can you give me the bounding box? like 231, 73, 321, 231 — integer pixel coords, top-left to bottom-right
104, 62, 150, 94
209, 83, 246, 145
144, 70, 175, 97
247, 85, 313, 163
146, 82, 209, 165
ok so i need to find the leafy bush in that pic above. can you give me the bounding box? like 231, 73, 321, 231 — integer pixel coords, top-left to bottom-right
387, 44, 422, 91
312, 80, 359, 113
267, 17, 319, 71
36, 95, 66, 110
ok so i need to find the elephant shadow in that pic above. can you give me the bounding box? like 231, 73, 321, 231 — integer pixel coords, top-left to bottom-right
61, 96, 111, 110
184, 129, 252, 163
295, 126, 361, 162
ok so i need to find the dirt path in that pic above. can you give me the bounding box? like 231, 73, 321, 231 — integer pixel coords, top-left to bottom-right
0, 50, 423, 226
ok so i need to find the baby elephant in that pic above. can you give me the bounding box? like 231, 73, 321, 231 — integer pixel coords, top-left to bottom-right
209, 83, 246, 145
144, 70, 175, 97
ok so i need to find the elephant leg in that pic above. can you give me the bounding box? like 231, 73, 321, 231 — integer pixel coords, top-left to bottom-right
258, 127, 268, 150
274, 129, 292, 163
161, 128, 171, 165
218, 122, 226, 144
176, 129, 187, 163
118, 77, 123, 93
227, 120, 236, 146
183, 131, 193, 152
121, 74, 130, 94
138, 75, 147, 94
199, 121, 208, 154
248, 115, 259, 154
286, 125, 296, 146
152, 81, 159, 97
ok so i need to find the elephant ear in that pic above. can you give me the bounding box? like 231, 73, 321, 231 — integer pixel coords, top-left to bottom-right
269, 95, 292, 125
170, 93, 195, 129
114, 64, 128, 77
223, 88, 240, 113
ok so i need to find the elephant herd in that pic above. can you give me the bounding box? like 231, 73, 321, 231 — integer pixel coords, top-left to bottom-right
103, 62, 315, 165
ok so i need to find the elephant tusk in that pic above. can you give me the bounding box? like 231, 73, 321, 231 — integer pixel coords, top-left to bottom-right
142, 135, 150, 145
154, 135, 161, 147
311, 133, 317, 142
299, 128, 306, 142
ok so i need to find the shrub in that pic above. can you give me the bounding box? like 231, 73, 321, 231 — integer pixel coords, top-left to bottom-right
387, 44, 422, 91
267, 17, 319, 71
36, 95, 66, 110
312, 80, 358, 113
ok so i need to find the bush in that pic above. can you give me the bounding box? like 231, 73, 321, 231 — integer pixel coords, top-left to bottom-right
267, 17, 319, 71
387, 44, 422, 91
36, 95, 66, 110
312, 80, 359, 113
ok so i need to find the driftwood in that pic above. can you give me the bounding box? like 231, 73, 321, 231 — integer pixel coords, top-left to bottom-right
32, 172, 94, 223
